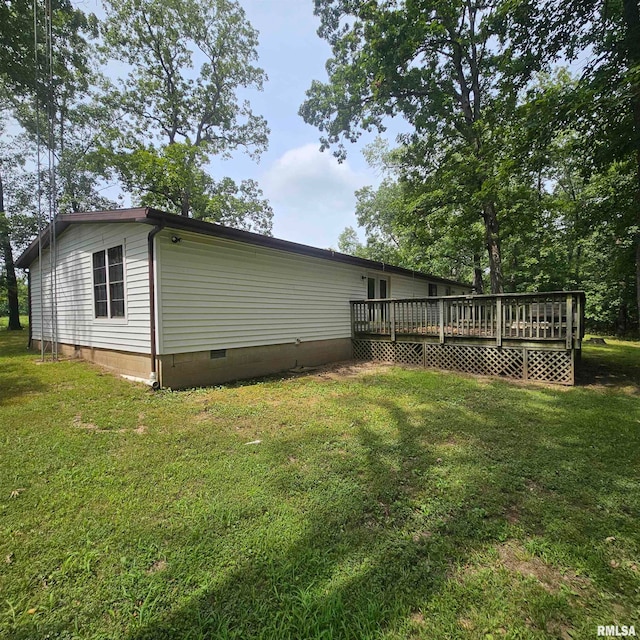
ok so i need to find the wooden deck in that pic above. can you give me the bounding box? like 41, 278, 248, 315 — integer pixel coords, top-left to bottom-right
350, 292, 585, 384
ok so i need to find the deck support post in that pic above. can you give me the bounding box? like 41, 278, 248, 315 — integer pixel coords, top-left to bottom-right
496, 297, 502, 347
575, 293, 582, 349
390, 301, 396, 342
439, 299, 445, 344
350, 302, 355, 339
523, 347, 528, 381
566, 294, 573, 350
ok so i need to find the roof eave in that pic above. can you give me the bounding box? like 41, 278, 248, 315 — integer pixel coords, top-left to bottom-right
15, 207, 471, 289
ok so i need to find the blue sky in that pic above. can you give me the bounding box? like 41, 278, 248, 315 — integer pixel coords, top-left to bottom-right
74, 0, 407, 249
218, 0, 405, 248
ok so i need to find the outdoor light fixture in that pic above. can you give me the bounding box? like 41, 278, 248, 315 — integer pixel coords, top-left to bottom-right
171, 235, 182, 244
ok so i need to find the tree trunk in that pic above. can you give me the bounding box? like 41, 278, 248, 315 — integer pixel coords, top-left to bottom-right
0, 171, 22, 330
181, 191, 190, 216
1, 237, 21, 331
622, 0, 640, 331
617, 298, 628, 336
473, 253, 484, 293
482, 200, 504, 293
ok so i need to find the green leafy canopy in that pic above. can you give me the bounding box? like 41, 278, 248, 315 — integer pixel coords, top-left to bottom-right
100, 0, 272, 228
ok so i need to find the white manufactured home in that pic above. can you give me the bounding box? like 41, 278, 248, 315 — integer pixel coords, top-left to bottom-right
17, 208, 470, 388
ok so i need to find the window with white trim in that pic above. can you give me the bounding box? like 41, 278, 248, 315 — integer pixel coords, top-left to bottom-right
367, 275, 390, 321
366, 275, 390, 299
93, 245, 125, 318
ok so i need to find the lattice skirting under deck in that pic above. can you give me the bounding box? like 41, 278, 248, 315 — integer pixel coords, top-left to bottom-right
352, 340, 424, 366
352, 340, 575, 385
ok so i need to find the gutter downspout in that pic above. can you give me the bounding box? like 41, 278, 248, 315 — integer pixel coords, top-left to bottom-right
27, 269, 32, 349
148, 224, 163, 389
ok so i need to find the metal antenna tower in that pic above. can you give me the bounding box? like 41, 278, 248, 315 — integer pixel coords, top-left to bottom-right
33, 0, 58, 361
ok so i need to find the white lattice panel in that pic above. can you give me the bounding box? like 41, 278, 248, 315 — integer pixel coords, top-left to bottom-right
425, 344, 523, 378
353, 340, 575, 385
526, 349, 573, 384
353, 340, 423, 366
352, 340, 373, 361
393, 342, 424, 366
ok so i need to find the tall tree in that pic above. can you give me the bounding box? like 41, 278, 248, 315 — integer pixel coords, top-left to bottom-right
300, 0, 551, 292
100, 0, 273, 232
0, 0, 90, 106
511, 0, 640, 328
0, 128, 39, 330
1, 0, 103, 327
0, 164, 20, 330
338, 139, 485, 287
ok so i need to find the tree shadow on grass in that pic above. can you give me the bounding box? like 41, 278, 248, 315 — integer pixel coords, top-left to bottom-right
0, 332, 46, 405
6, 368, 638, 639
577, 347, 640, 389
116, 375, 640, 640
119, 415, 482, 638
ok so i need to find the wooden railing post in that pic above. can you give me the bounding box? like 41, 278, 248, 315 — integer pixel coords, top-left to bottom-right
439, 298, 445, 344
576, 293, 583, 344
350, 302, 355, 339
390, 300, 396, 342
496, 297, 502, 347
566, 293, 573, 349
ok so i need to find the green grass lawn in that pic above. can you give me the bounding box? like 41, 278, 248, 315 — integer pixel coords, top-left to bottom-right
1, 324, 639, 640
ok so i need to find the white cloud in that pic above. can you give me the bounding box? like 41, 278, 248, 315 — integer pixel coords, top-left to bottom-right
261, 144, 371, 248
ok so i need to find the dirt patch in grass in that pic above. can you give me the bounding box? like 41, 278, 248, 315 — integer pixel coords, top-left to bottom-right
72, 415, 147, 434
458, 617, 475, 631
504, 505, 520, 524
410, 611, 426, 626
72, 415, 99, 430
524, 478, 554, 496
496, 541, 590, 595
454, 541, 592, 597
310, 361, 396, 380
146, 559, 167, 574
545, 619, 576, 640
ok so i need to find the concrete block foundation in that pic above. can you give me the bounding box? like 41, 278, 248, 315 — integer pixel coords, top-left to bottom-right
158, 338, 353, 388
31, 338, 353, 389
31, 340, 152, 382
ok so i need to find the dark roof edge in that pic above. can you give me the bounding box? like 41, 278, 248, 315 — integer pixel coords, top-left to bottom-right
143, 210, 469, 288
15, 209, 151, 268
16, 207, 471, 288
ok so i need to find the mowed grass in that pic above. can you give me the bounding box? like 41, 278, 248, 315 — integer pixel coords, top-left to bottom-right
1, 323, 639, 640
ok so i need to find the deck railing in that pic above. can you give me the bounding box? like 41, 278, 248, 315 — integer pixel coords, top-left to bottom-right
351, 291, 585, 349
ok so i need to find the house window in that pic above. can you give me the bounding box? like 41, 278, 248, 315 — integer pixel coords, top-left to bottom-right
367, 275, 390, 320
367, 277, 376, 299
367, 275, 390, 299
93, 245, 125, 318
429, 283, 438, 296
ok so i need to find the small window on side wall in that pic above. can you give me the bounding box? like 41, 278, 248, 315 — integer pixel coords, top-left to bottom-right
428, 283, 438, 297
93, 245, 125, 318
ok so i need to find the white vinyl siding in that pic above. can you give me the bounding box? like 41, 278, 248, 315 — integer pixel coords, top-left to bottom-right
29, 223, 150, 353
27, 221, 469, 358
157, 231, 447, 354
391, 275, 431, 299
